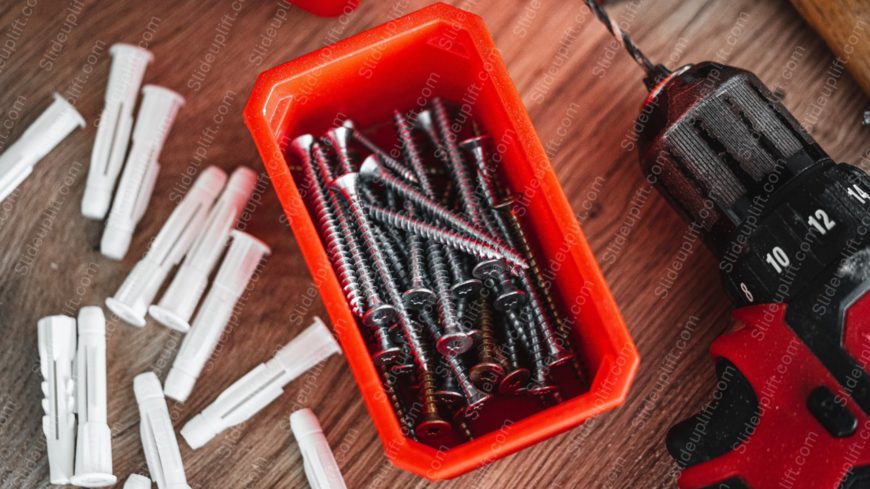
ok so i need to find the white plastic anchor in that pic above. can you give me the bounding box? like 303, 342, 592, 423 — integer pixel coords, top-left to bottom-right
149, 166, 258, 332
105, 166, 227, 327
0, 93, 84, 203
290, 409, 348, 489
133, 372, 191, 489
123, 474, 153, 489
37, 314, 77, 485
180, 317, 341, 449
101, 85, 185, 260
82, 43, 153, 220
163, 230, 271, 401
71, 307, 116, 487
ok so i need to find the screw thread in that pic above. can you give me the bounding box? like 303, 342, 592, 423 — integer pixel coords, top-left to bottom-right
445, 246, 467, 283
420, 369, 439, 417
368, 166, 513, 254
426, 241, 464, 339
381, 374, 416, 438
501, 319, 522, 369
362, 202, 528, 269
406, 205, 429, 289
373, 225, 410, 291
325, 129, 355, 175
394, 111, 434, 196
333, 199, 379, 310
508, 309, 548, 386
335, 180, 435, 378
498, 206, 575, 364
432, 98, 483, 228
524, 275, 569, 360
299, 141, 364, 316
476, 299, 502, 365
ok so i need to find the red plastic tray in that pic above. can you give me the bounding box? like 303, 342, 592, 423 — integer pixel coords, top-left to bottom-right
244, 2, 638, 479
289, 0, 359, 18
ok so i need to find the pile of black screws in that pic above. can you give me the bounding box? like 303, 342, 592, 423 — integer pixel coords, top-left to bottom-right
289, 97, 583, 446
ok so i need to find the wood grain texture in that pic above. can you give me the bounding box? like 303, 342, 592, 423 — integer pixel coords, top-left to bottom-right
789, 0, 870, 95
0, 0, 866, 488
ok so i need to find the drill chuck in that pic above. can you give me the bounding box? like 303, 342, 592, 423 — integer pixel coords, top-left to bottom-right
637, 62, 870, 306
638, 63, 829, 247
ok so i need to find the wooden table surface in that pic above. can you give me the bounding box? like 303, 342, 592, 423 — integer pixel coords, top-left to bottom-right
0, 0, 867, 488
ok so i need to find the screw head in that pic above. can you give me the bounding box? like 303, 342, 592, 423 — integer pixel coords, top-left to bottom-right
472, 259, 505, 280
547, 352, 577, 370
414, 109, 435, 133
495, 289, 527, 312
326, 126, 352, 150
470, 362, 505, 390
330, 172, 360, 197
288, 134, 314, 158
358, 154, 380, 180
389, 362, 415, 377
402, 287, 437, 311
435, 390, 465, 409
436, 331, 474, 356
458, 135, 489, 152
373, 346, 404, 368
363, 304, 398, 329
415, 418, 452, 441
498, 368, 531, 394
527, 384, 559, 399
450, 278, 482, 298
492, 196, 515, 211
458, 393, 492, 420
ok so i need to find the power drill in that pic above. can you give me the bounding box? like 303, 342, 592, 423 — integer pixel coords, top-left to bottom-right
584, 2, 870, 487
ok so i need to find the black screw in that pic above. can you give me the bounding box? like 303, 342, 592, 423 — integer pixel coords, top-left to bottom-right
373, 224, 411, 292
380, 371, 418, 439
469, 296, 506, 392
310, 144, 405, 370
458, 135, 529, 313
472, 259, 526, 312
342, 119, 419, 184
506, 308, 558, 398
324, 126, 355, 174
498, 324, 531, 395
495, 198, 572, 341
331, 172, 451, 441
414, 109, 450, 167
362, 201, 527, 269
358, 155, 517, 260
431, 98, 482, 224
434, 358, 464, 411
399, 112, 485, 305
459, 135, 510, 237
290, 136, 364, 317
427, 240, 475, 356
420, 311, 491, 416
462, 136, 577, 373
402, 206, 436, 311
394, 110, 434, 195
